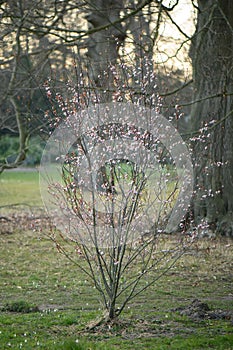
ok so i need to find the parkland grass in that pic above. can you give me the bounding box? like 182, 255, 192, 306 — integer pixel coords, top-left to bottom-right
0, 169, 42, 206
0, 170, 233, 349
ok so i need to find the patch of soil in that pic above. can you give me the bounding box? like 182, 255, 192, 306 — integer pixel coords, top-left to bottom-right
81, 316, 198, 340
174, 299, 233, 321
0, 207, 50, 234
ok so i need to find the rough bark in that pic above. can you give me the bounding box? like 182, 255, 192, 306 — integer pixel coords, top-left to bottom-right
190, 0, 233, 235
85, 0, 125, 94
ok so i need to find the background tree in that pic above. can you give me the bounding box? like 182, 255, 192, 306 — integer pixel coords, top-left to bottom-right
1, 0, 232, 236
0, 0, 192, 170
190, 0, 233, 235
0, 0, 83, 172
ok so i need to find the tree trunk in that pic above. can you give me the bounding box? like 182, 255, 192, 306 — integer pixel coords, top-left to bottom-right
190, 0, 233, 235
84, 0, 126, 197
85, 0, 125, 94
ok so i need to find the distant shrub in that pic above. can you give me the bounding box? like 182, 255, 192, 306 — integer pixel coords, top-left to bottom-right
0, 135, 19, 163
2, 300, 39, 313
0, 135, 46, 166
25, 135, 46, 165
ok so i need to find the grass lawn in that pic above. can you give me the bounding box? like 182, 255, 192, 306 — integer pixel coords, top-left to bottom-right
0, 170, 233, 349
0, 169, 42, 206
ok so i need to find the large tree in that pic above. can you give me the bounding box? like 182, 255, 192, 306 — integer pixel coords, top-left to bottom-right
83, 0, 233, 235
190, 0, 233, 235
1, 0, 232, 235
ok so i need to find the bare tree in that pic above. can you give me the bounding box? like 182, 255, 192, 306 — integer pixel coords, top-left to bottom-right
0, 0, 189, 171
0, 0, 83, 172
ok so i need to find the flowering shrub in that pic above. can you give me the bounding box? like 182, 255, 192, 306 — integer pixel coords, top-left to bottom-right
39, 62, 194, 322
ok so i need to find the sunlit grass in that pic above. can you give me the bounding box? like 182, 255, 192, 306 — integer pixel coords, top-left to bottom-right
0, 169, 42, 206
